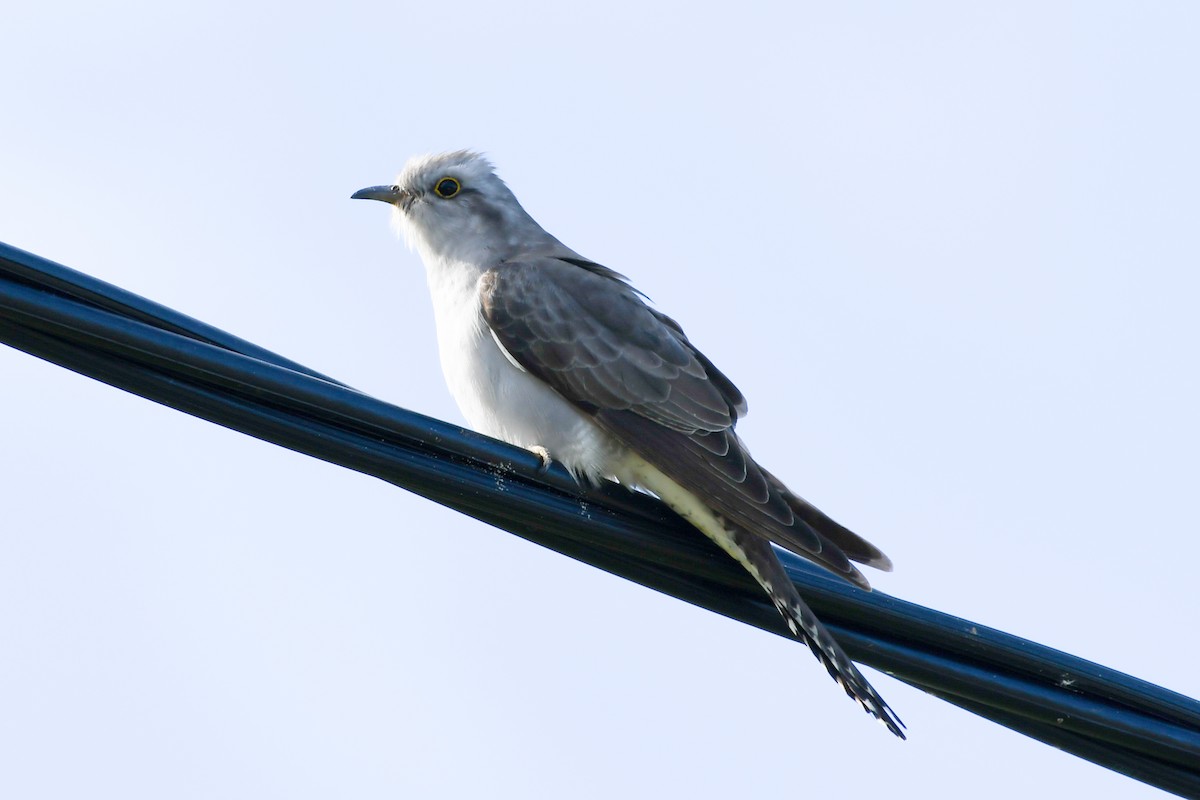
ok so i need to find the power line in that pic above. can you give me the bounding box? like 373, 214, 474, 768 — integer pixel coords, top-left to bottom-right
3, 240, 1199, 797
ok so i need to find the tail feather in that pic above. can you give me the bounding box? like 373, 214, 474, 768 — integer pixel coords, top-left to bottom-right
733, 528, 906, 738
626, 456, 904, 737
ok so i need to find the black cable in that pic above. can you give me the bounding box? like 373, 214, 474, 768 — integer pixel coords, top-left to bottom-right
3, 240, 1199, 797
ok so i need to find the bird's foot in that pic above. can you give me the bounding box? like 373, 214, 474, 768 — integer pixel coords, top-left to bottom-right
527, 445, 553, 472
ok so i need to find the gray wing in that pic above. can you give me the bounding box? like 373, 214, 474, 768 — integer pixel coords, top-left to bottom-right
480, 256, 891, 586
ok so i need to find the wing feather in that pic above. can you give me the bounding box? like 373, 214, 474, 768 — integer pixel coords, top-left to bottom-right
481, 256, 885, 587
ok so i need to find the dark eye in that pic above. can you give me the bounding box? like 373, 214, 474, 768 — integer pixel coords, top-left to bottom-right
434, 177, 461, 198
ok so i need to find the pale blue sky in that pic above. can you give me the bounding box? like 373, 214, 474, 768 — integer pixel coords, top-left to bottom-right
3, 2, 1199, 797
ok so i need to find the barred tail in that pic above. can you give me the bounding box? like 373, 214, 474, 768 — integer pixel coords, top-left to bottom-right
732, 528, 906, 738
627, 459, 905, 737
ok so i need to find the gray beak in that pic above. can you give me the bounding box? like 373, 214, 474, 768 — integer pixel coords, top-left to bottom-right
351, 184, 404, 204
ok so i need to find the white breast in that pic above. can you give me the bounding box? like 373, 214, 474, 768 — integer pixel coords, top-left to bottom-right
423, 256, 622, 482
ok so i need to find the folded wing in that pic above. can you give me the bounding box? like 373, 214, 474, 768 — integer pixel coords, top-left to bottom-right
480, 256, 890, 588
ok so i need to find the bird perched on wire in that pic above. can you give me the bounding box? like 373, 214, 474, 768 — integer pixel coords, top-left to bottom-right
353, 151, 904, 737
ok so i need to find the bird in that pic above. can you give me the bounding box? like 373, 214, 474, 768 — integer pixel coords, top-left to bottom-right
353, 151, 904, 738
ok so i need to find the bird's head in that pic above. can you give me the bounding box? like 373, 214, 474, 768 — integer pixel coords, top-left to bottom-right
353, 150, 547, 265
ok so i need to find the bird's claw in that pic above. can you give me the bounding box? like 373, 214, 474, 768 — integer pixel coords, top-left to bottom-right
528, 445, 553, 472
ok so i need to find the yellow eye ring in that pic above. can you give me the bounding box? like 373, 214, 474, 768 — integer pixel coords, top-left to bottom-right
434, 177, 461, 198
